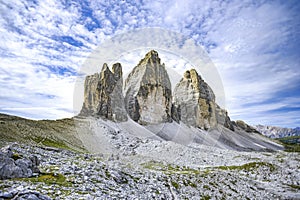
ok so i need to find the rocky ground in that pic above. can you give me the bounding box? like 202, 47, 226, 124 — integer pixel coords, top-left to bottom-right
0, 141, 299, 200
0, 113, 299, 199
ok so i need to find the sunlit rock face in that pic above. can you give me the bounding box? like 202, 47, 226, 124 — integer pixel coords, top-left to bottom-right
124, 50, 172, 125
173, 69, 234, 130
80, 63, 127, 122
172, 69, 217, 130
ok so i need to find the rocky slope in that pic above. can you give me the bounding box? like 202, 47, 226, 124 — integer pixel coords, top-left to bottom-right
255, 125, 300, 138
0, 113, 85, 152
0, 140, 299, 199
0, 107, 296, 199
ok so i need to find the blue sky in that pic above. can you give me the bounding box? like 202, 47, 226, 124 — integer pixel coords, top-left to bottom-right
0, 0, 299, 128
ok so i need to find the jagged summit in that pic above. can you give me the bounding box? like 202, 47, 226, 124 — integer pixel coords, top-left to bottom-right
137, 50, 161, 66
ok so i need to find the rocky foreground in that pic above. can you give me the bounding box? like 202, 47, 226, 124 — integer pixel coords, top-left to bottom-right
0, 142, 299, 200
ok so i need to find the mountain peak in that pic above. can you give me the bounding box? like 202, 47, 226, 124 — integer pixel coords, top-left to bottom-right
124, 50, 172, 125
139, 50, 161, 65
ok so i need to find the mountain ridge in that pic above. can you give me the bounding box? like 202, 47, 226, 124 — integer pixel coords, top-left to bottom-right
254, 124, 300, 139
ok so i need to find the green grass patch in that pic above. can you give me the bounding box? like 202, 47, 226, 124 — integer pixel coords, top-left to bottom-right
214, 162, 276, 172
11, 153, 22, 160
276, 136, 300, 152
201, 195, 211, 200
287, 184, 300, 190
104, 169, 111, 178
203, 185, 210, 190
141, 161, 200, 175
277, 136, 300, 144
281, 143, 300, 152
32, 136, 75, 151
20, 172, 71, 186
171, 181, 180, 189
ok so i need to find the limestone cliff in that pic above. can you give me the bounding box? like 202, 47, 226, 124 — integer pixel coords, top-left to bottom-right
172, 69, 217, 130
80, 63, 127, 122
124, 50, 172, 125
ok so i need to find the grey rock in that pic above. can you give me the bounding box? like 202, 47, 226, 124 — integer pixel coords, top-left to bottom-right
1, 145, 13, 157
80, 63, 127, 122
0, 191, 14, 198
173, 69, 217, 130
215, 105, 234, 131
172, 69, 235, 130
124, 50, 172, 125
171, 103, 180, 123
0, 146, 40, 180
14, 191, 51, 200
20, 194, 40, 200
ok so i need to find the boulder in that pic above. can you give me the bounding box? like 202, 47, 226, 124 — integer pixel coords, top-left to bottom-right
0, 146, 40, 180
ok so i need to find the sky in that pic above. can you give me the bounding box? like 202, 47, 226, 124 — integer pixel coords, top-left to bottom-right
0, 0, 299, 128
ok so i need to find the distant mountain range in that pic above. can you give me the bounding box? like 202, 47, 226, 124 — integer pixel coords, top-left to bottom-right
254, 125, 300, 138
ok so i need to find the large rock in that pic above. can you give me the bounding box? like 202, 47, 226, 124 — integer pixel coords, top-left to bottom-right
0, 146, 40, 180
80, 63, 127, 122
172, 69, 217, 130
124, 50, 172, 125
0, 190, 51, 200
172, 69, 235, 130
79, 50, 235, 131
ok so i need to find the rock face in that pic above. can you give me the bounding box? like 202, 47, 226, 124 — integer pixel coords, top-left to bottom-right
216, 105, 235, 131
173, 69, 234, 130
172, 69, 217, 130
124, 50, 172, 125
80, 63, 127, 122
0, 145, 40, 180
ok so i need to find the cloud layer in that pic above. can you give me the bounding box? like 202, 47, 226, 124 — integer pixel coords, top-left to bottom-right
0, 0, 299, 127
